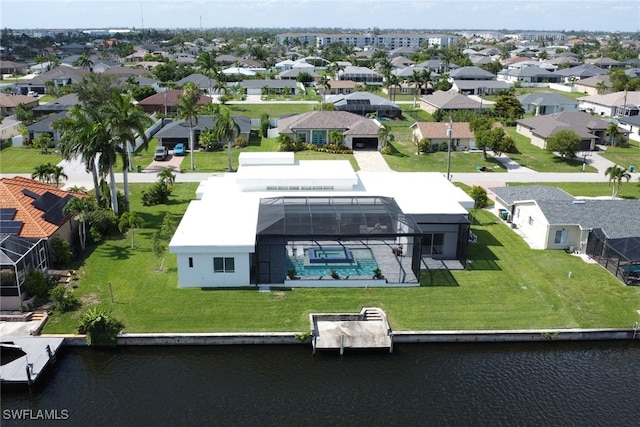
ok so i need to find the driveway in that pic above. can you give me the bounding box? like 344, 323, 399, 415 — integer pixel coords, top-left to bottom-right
143, 151, 186, 173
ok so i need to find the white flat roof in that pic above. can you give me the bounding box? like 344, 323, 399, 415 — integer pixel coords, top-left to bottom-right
169, 161, 473, 253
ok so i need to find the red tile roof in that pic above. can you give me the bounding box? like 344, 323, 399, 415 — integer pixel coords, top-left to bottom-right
0, 177, 85, 239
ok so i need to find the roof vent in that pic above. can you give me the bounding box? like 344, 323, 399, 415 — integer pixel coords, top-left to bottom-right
572, 200, 586, 204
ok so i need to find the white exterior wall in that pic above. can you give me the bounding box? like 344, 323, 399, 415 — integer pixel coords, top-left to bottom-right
545, 225, 582, 250
577, 100, 615, 117
177, 252, 251, 288
511, 203, 548, 249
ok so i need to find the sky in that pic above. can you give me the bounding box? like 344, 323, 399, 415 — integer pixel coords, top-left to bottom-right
1, 0, 638, 32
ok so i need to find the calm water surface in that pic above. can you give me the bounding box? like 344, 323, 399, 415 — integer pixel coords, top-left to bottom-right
2, 341, 639, 426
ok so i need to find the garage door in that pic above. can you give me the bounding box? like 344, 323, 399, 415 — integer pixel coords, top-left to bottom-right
352, 137, 379, 150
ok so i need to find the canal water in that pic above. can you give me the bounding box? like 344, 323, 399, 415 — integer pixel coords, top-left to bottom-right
2, 341, 639, 426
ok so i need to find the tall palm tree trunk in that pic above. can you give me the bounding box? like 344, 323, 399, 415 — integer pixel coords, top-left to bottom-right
189, 125, 195, 171
109, 168, 118, 215
122, 164, 130, 212
90, 163, 101, 206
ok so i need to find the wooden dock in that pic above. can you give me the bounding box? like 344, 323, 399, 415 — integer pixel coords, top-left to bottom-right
310, 307, 392, 355
0, 336, 64, 386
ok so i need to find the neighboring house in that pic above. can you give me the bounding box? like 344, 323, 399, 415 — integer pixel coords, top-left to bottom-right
328, 92, 402, 119
221, 67, 258, 78
574, 74, 613, 96
277, 68, 320, 81
0, 177, 86, 309
276, 111, 382, 150
577, 91, 640, 118
322, 80, 357, 95
16, 65, 87, 95
515, 111, 612, 151
490, 185, 640, 285
239, 79, 300, 96
154, 114, 251, 149
410, 121, 477, 151
169, 152, 474, 288
26, 111, 67, 144
415, 59, 458, 73
390, 56, 415, 68
517, 92, 579, 115
617, 115, 640, 142
137, 89, 212, 114
584, 57, 624, 69
497, 67, 562, 85
175, 73, 224, 95
0, 93, 39, 117
419, 91, 490, 114
338, 66, 383, 85
448, 66, 496, 81
0, 117, 21, 144
553, 64, 608, 83
32, 93, 79, 116
103, 66, 148, 78
451, 80, 512, 95
0, 60, 29, 75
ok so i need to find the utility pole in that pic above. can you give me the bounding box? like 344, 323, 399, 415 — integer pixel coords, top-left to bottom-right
446, 116, 453, 181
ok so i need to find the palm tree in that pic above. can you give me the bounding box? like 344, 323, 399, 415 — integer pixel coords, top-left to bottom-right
104, 92, 152, 211
408, 70, 423, 108
73, 51, 94, 71
328, 130, 344, 146
420, 69, 433, 95
378, 123, 392, 148
118, 210, 144, 249
53, 105, 103, 207
51, 165, 68, 187
212, 106, 240, 172
605, 165, 631, 198
596, 81, 608, 95
31, 163, 54, 184
605, 123, 621, 146
195, 51, 219, 97
387, 74, 400, 102
318, 74, 331, 109
64, 196, 95, 250
176, 82, 201, 171
158, 167, 176, 191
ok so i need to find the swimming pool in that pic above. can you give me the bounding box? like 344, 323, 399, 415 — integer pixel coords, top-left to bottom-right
285, 247, 379, 278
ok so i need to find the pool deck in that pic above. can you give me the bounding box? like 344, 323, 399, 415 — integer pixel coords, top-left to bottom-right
310, 307, 393, 354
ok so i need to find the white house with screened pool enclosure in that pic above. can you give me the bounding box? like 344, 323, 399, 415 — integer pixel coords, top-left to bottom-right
169, 153, 474, 288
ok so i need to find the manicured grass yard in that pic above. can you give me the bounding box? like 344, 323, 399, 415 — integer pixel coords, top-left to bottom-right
227, 103, 315, 119
0, 147, 62, 173
43, 185, 640, 334
598, 139, 640, 170
505, 127, 598, 173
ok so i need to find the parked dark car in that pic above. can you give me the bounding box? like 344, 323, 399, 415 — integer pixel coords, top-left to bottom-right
154, 146, 168, 161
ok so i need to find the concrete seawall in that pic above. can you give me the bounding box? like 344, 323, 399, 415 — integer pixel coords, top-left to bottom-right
49, 328, 639, 347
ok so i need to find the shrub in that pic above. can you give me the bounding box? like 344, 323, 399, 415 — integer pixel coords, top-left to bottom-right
79, 307, 124, 346
469, 186, 489, 209
417, 138, 431, 154
88, 208, 118, 243
287, 269, 297, 279
380, 145, 393, 155
234, 136, 248, 148
142, 182, 171, 206
49, 284, 80, 313
50, 237, 72, 268
24, 269, 49, 298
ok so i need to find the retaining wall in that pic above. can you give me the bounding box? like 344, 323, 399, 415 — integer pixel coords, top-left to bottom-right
51, 328, 639, 347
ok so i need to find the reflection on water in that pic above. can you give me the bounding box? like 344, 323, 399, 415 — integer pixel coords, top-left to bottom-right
2, 341, 639, 426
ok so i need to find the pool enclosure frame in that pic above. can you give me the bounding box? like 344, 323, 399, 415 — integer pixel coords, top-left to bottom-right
586, 229, 640, 285
252, 195, 469, 285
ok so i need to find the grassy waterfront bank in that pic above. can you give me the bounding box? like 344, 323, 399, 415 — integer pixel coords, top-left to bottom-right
42, 186, 640, 334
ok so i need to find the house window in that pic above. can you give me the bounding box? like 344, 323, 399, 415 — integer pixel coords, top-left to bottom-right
214, 257, 235, 273
554, 229, 568, 245
296, 132, 307, 142
188, 257, 193, 268
528, 216, 534, 226
422, 233, 445, 255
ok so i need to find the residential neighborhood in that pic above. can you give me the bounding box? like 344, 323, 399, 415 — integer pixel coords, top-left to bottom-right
1, 24, 639, 339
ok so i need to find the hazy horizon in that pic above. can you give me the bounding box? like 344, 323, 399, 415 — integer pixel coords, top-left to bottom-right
2, 0, 638, 33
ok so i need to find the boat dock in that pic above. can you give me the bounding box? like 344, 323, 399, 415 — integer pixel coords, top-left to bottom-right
0, 336, 64, 386
310, 307, 393, 354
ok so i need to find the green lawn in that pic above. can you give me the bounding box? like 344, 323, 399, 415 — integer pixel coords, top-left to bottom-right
0, 147, 62, 174
42, 185, 640, 334
505, 127, 598, 173
598, 139, 640, 170
227, 103, 315, 119
509, 181, 640, 200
